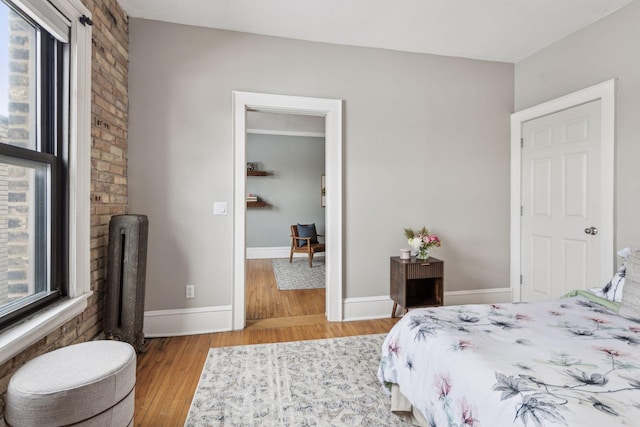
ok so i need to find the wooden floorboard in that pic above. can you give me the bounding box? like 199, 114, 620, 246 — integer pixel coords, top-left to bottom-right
245, 258, 326, 319
134, 259, 398, 426
245, 313, 327, 330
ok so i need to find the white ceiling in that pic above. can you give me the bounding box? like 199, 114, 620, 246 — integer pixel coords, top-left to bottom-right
118, 0, 634, 63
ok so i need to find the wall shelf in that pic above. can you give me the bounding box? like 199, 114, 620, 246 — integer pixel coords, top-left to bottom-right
248, 168, 268, 206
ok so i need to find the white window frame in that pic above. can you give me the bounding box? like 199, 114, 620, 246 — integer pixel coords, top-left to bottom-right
0, 0, 91, 364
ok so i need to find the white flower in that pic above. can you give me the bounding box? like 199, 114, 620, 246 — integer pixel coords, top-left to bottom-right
408, 237, 424, 249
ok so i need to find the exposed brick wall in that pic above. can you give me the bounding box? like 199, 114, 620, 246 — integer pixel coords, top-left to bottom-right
0, 0, 128, 416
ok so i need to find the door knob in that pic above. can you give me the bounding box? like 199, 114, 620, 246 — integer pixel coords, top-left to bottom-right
584, 227, 598, 235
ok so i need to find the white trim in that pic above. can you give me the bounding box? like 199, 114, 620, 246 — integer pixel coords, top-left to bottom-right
144, 306, 232, 337
510, 79, 616, 302
57, 0, 92, 298
246, 246, 326, 259
343, 288, 513, 321
142, 288, 513, 337
443, 288, 512, 305
12, 0, 72, 42
233, 91, 343, 330
246, 129, 325, 138
0, 0, 92, 360
343, 296, 394, 321
247, 246, 290, 259
0, 294, 90, 364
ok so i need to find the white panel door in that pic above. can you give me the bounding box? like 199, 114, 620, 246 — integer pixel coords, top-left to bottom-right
521, 100, 601, 301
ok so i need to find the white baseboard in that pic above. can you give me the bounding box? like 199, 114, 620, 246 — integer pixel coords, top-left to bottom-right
444, 287, 512, 305
343, 288, 512, 322
246, 246, 326, 260
343, 295, 393, 321
246, 246, 289, 259
143, 288, 512, 337
144, 305, 232, 337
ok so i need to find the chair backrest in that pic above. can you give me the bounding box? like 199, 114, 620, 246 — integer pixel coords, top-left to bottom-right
291, 224, 321, 249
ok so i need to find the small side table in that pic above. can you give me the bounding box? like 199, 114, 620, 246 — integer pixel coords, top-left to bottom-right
390, 256, 444, 317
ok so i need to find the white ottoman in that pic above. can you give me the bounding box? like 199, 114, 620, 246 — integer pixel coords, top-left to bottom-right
5, 341, 136, 427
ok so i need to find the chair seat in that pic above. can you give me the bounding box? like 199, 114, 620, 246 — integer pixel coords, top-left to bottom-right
5, 340, 136, 427
289, 224, 325, 267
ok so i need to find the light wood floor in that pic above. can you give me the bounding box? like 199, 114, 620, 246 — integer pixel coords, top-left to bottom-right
245, 258, 326, 319
134, 259, 398, 426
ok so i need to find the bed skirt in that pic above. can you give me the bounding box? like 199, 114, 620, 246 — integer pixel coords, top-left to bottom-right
390, 384, 429, 426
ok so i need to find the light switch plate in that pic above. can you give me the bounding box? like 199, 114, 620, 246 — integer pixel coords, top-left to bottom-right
213, 202, 227, 215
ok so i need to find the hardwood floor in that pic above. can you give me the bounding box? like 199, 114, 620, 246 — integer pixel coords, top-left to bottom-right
134, 259, 399, 426
245, 258, 325, 320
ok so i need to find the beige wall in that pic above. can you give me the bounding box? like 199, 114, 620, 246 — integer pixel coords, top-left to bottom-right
128, 19, 514, 311
515, 1, 640, 253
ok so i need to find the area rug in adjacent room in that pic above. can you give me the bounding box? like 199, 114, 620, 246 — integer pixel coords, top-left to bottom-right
184, 334, 410, 426
271, 257, 325, 290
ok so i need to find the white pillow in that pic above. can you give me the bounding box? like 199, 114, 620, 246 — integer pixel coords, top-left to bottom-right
590, 268, 625, 302
589, 247, 630, 302
619, 249, 640, 319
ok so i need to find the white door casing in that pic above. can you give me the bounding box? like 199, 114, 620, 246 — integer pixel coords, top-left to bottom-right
521, 101, 601, 301
232, 91, 343, 330
511, 79, 615, 302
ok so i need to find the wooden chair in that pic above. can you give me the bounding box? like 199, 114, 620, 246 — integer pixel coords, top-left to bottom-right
289, 225, 325, 267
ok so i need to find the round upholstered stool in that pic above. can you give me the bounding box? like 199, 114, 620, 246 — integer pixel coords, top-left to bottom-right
5, 340, 136, 427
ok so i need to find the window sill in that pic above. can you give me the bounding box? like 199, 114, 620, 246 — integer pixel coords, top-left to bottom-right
0, 293, 92, 365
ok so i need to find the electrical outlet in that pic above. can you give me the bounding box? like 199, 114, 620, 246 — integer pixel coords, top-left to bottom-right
186, 285, 195, 299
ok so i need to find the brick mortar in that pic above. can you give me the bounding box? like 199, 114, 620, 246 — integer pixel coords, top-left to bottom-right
0, 0, 129, 416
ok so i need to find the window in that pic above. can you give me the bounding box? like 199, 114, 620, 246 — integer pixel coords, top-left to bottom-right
0, 0, 67, 328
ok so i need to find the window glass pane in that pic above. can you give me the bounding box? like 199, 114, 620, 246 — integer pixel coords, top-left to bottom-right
0, 0, 64, 328
0, 1, 37, 151
0, 157, 49, 313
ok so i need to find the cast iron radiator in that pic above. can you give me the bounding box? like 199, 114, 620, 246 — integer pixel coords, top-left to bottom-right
104, 214, 149, 352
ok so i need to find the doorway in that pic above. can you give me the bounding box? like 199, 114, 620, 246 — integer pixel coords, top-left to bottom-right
232, 92, 343, 330
244, 111, 326, 321
510, 79, 615, 302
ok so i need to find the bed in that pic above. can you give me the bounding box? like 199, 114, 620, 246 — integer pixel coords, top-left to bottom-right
378, 250, 640, 426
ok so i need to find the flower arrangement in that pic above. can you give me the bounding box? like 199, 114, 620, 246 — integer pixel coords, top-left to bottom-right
404, 226, 441, 260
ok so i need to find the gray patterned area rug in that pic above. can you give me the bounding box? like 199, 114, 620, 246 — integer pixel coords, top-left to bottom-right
184, 334, 410, 426
272, 257, 325, 290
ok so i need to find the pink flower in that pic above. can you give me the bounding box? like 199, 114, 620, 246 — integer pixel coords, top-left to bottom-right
595, 346, 626, 358
403, 227, 442, 249
435, 373, 452, 399
388, 341, 401, 356
457, 340, 472, 351
459, 397, 480, 426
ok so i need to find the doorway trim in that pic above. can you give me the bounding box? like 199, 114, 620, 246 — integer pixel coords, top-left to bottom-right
510, 79, 616, 302
232, 91, 343, 329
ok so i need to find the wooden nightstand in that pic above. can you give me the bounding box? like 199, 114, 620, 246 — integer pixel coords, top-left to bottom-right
390, 256, 444, 317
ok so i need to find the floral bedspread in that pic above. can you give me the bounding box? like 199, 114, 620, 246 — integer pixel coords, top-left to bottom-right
378, 295, 640, 426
